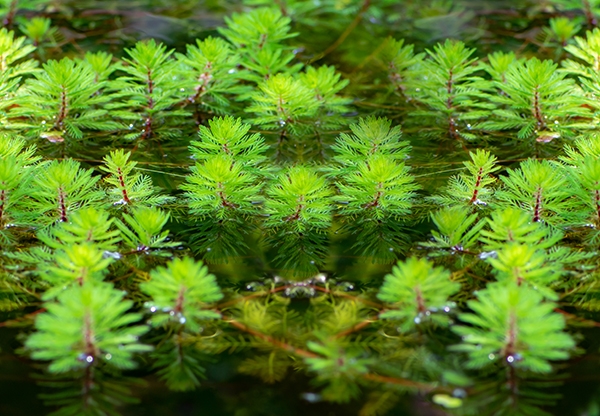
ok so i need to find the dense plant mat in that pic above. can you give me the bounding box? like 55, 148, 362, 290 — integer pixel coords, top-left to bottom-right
4, 1, 600, 415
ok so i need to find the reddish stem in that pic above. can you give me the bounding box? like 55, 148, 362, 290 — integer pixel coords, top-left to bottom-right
533, 187, 542, 222
116, 167, 131, 204
415, 286, 427, 314
532, 88, 546, 129
0, 189, 5, 224
173, 286, 186, 314
469, 167, 484, 203
58, 187, 67, 222
332, 317, 377, 339
54, 89, 68, 130
226, 318, 318, 358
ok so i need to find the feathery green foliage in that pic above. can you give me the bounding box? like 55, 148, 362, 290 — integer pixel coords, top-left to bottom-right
381, 37, 425, 96
8, 58, 118, 142
378, 257, 459, 331
109, 39, 188, 142
495, 159, 575, 226
335, 149, 418, 262
4, 3, 600, 416
0, 28, 37, 115
423, 206, 485, 253
0, 135, 38, 234
175, 36, 240, 117
114, 206, 179, 254
189, 116, 268, 168
479, 207, 562, 251
330, 117, 411, 170
452, 283, 575, 373
26, 159, 103, 225
264, 165, 332, 278
26, 282, 151, 373
429, 149, 499, 208
405, 39, 490, 143
481, 57, 591, 145
100, 149, 173, 209
141, 257, 223, 332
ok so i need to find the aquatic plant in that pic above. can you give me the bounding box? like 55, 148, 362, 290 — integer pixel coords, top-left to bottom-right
4, 2, 600, 416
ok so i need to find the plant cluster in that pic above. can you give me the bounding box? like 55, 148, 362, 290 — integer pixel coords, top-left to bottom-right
3, 2, 600, 416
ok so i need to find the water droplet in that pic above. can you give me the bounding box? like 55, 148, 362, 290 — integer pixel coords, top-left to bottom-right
105, 354, 112, 360
128, 124, 134, 129
425, 311, 431, 316
102, 251, 121, 260
506, 355, 515, 363
169, 311, 175, 316
179, 317, 187, 324
206, 247, 212, 252
278, 120, 286, 126
180, 88, 185, 92
228, 69, 236, 74
453, 388, 467, 398
309, 260, 315, 264
443, 306, 451, 313
314, 273, 326, 283
466, 123, 472, 130
488, 353, 495, 360
388, 247, 394, 251
414, 316, 421, 324
473, 198, 487, 206
86, 355, 94, 363
150, 306, 157, 313
479, 251, 497, 260
301, 392, 322, 403
41, 120, 46, 125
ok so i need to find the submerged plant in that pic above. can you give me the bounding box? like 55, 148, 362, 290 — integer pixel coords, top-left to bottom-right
101, 149, 173, 209
452, 283, 574, 373
264, 165, 333, 278
25, 159, 104, 225
378, 257, 459, 330
4, 3, 600, 416
109, 39, 188, 142
8, 57, 118, 143
405, 39, 491, 144
481, 57, 592, 146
